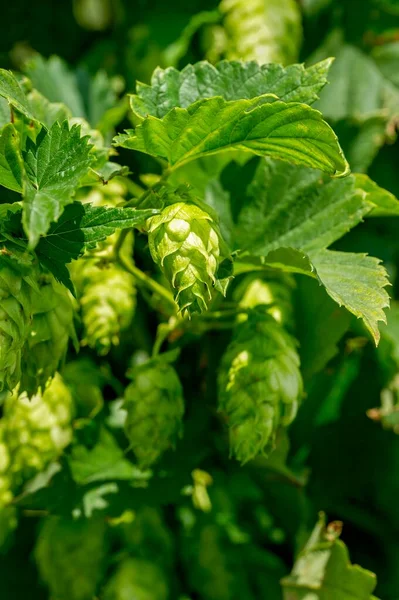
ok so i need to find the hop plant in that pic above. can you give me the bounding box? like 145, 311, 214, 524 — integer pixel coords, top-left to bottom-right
124, 354, 185, 468
20, 272, 77, 395
218, 315, 303, 463
147, 191, 228, 317
35, 516, 108, 600
103, 558, 169, 600
71, 231, 136, 356
0, 260, 36, 394
2, 373, 74, 484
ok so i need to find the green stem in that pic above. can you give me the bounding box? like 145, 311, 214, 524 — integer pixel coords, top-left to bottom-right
117, 254, 177, 313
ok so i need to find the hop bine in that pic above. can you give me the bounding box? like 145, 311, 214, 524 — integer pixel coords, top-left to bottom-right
218, 314, 303, 463
124, 354, 185, 468
146, 190, 231, 317
20, 272, 77, 395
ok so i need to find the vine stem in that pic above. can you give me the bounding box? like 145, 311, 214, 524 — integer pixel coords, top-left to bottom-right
117, 253, 177, 313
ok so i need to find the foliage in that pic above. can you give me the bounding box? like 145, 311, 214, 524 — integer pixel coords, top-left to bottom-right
1, 1, 399, 599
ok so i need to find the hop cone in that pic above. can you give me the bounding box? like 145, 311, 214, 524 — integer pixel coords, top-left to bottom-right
103, 558, 169, 600
234, 274, 295, 330
20, 273, 77, 395
147, 197, 226, 317
0, 262, 35, 393
35, 516, 107, 600
71, 232, 136, 355
2, 373, 74, 484
218, 315, 303, 463
124, 356, 184, 468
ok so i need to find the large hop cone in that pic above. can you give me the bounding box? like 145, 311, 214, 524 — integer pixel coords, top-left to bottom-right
103, 558, 169, 600
218, 315, 303, 463
2, 373, 74, 484
0, 262, 35, 393
35, 516, 107, 600
124, 356, 184, 468
147, 197, 227, 317
21, 273, 77, 395
71, 231, 136, 356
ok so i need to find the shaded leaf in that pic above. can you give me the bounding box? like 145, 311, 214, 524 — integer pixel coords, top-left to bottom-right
234, 158, 370, 253
116, 95, 349, 176
0, 123, 24, 192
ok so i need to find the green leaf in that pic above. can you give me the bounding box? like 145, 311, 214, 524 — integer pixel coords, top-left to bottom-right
219, 0, 302, 66
236, 247, 390, 345
27, 89, 72, 128
68, 427, 141, 485
22, 120, 94, 248
296, 277, 352, 380
234, 158, 370, 253
24, 55, 122, 131
131, 58, 333, 119
310, 249, 390, 346
354, 173, 399, 217
115, 95, 349, 176
35, 202, 158, 290
0, 123, 24, 192
281, 513, 379, 599
0, 69, 36, 121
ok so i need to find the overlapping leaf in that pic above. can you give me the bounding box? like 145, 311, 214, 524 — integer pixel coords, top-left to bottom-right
234, 158, 370, 253
0, 123, 24, 192
115, 95, 349, 176
22, 120, 94, 248
0, 68, 36, 121
131, 58, 333, 119
36, 202, 158, 290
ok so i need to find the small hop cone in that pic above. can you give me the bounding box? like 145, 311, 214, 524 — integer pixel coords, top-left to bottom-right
3, 373, 74, 484
71, 232, 136, 355
21, 273, 77, 395
103, 558, 169, 600
218, 315, 303, 463
0, 263, 35, 393
35, 516, 107, 600
147, 198, 227, 317
124, 356, 184, 468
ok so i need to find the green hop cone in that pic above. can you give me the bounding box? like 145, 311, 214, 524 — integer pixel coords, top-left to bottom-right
2, 373, 74, 484
234, 274, 296, 330
124, 355, 184, 468
71, 232, 136, 355
20, 272, 77, 395
35, 516, 108, 600
103, 558, 169, 600
218, 314, 303, 463
0, 261, 36, 393
147, 192, 229, 317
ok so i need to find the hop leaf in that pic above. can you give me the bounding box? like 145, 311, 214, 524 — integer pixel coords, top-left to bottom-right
124, 355, 185, 468
218, 314, 303, 463
35, 516, 108, 600
71, 231, 136, 355
20, 272, 77, 395
0, 260, 37, 393
103, 558, 169, 600
2, 373, 74, 484
147, 191, 229, 317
